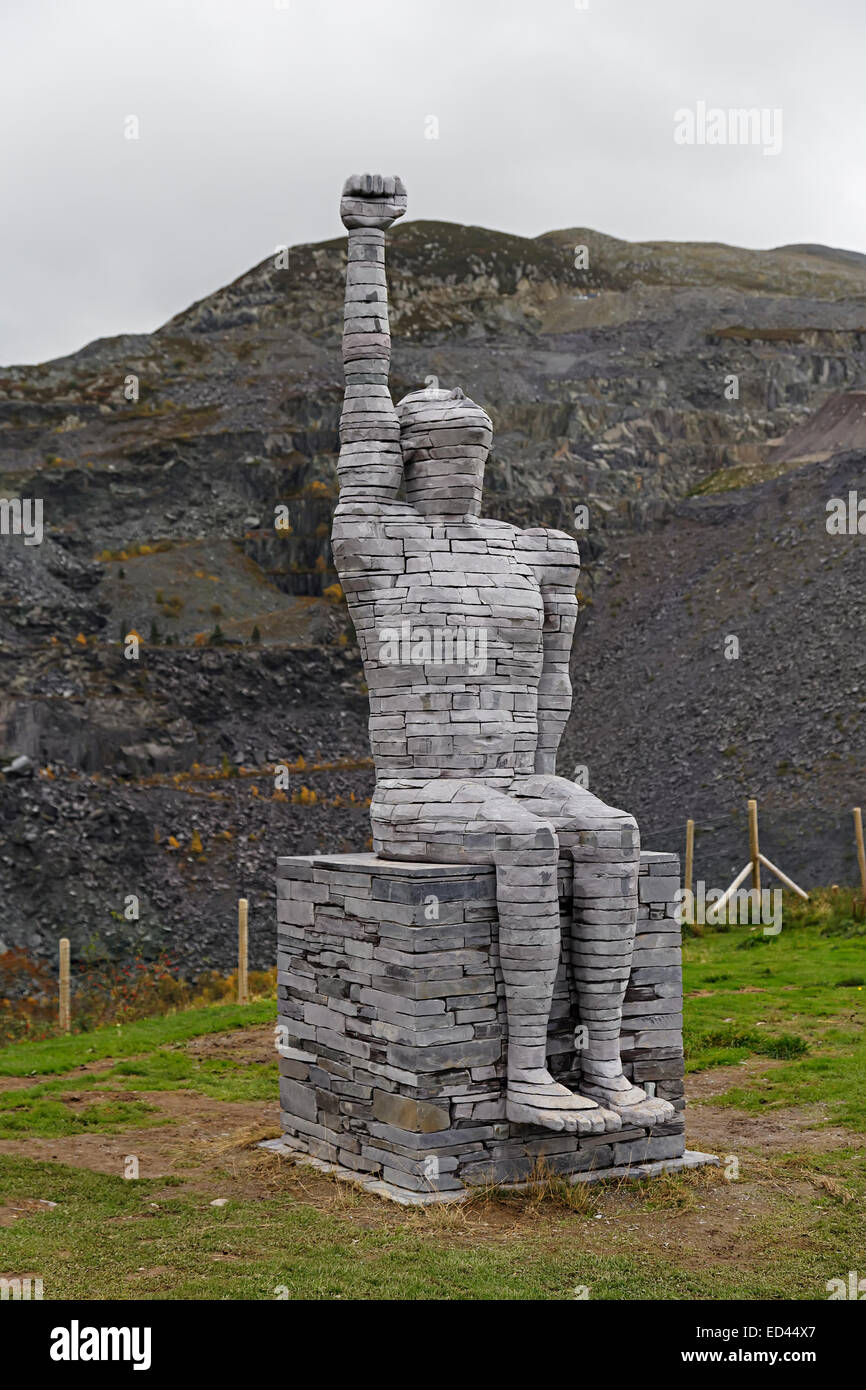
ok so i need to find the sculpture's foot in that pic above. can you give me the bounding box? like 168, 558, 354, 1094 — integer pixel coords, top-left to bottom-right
506, 1069, 622, 1135
580, 1073, 675, 1128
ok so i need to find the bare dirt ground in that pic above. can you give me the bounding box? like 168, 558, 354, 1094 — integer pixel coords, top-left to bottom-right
687, 1058, 865, 1157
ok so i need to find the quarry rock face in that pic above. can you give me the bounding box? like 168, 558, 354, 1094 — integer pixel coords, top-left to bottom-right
1, 218, 865, 969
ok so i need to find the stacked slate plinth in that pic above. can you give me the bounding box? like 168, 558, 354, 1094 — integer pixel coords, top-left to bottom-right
274, 848, 701, 1202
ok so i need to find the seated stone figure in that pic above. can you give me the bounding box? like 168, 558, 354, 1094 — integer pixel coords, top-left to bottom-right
331, 173, 674, 1135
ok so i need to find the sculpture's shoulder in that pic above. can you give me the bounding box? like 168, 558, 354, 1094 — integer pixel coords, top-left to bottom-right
514, 526, 580, 582
473, 515, 522, 543
519, 525, 579, 555
333, 499, 420, 539
472, 516, 579, 573
332, 500, 422, 579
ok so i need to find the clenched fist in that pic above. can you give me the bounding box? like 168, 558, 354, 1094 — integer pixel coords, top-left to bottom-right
340, 173, 407, 230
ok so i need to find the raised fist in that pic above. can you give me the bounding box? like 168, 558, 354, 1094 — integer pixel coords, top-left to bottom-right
340, 173, 407, 230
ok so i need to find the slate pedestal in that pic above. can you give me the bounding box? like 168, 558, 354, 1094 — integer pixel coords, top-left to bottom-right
271, 849, 716, 1202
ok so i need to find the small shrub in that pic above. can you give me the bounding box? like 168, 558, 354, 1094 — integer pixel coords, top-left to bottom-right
736, 934, 777, 950
762, 1033, 809, 1060
685, 1026, 808, 1062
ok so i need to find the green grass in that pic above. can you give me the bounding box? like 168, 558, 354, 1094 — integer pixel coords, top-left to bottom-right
0, 1097, 161, 1137
0, 1154, 858, 1301
0, 1006, 278, 1134
1, 910, 865, 1299
0, 1004, 278, 1137
0, 1000, 276, 1077
683, 905, 866, 1128
0, 1053, 277, 1137
108, 1048, 276, 1100
709, 1052, 866, 1132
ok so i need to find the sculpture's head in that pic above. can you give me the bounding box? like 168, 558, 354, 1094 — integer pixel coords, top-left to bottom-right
396, 387, 493, 518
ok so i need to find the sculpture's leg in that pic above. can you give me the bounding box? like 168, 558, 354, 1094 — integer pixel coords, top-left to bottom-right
371, 777, 619, 1135
570, 811, 676, 1126
493, 816, 615, 1135
511, 776, 675, 1128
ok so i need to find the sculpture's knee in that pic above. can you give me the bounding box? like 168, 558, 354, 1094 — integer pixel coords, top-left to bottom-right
572, 809, 639, 865
531, 817, 559, 856
495, 812, 559, 864
495, 814, 560, 928
619, 813, 640, 861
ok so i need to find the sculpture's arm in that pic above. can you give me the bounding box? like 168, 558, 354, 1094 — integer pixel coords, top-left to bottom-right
518, 528, 580, 775
337, 174, 407, 504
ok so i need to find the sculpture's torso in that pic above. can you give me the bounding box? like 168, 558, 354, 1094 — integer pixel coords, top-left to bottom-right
332, 502, 549, 782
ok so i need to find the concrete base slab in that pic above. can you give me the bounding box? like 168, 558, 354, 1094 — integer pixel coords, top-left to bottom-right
260, 1137, 720, 1206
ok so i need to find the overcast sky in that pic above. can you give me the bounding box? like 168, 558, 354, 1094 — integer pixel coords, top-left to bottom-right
2, 0, 864, 365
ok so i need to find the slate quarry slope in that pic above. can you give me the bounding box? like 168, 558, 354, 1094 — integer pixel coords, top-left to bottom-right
1, 222, 864, 968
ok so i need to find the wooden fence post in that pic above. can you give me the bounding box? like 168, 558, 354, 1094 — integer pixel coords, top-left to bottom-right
684, 818, 695, 925
748, 798, 761, 895
58, 937, 71, 1034
854, 807, 866, 899
238, 899, 249, 1005
717, 797, 808, 913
